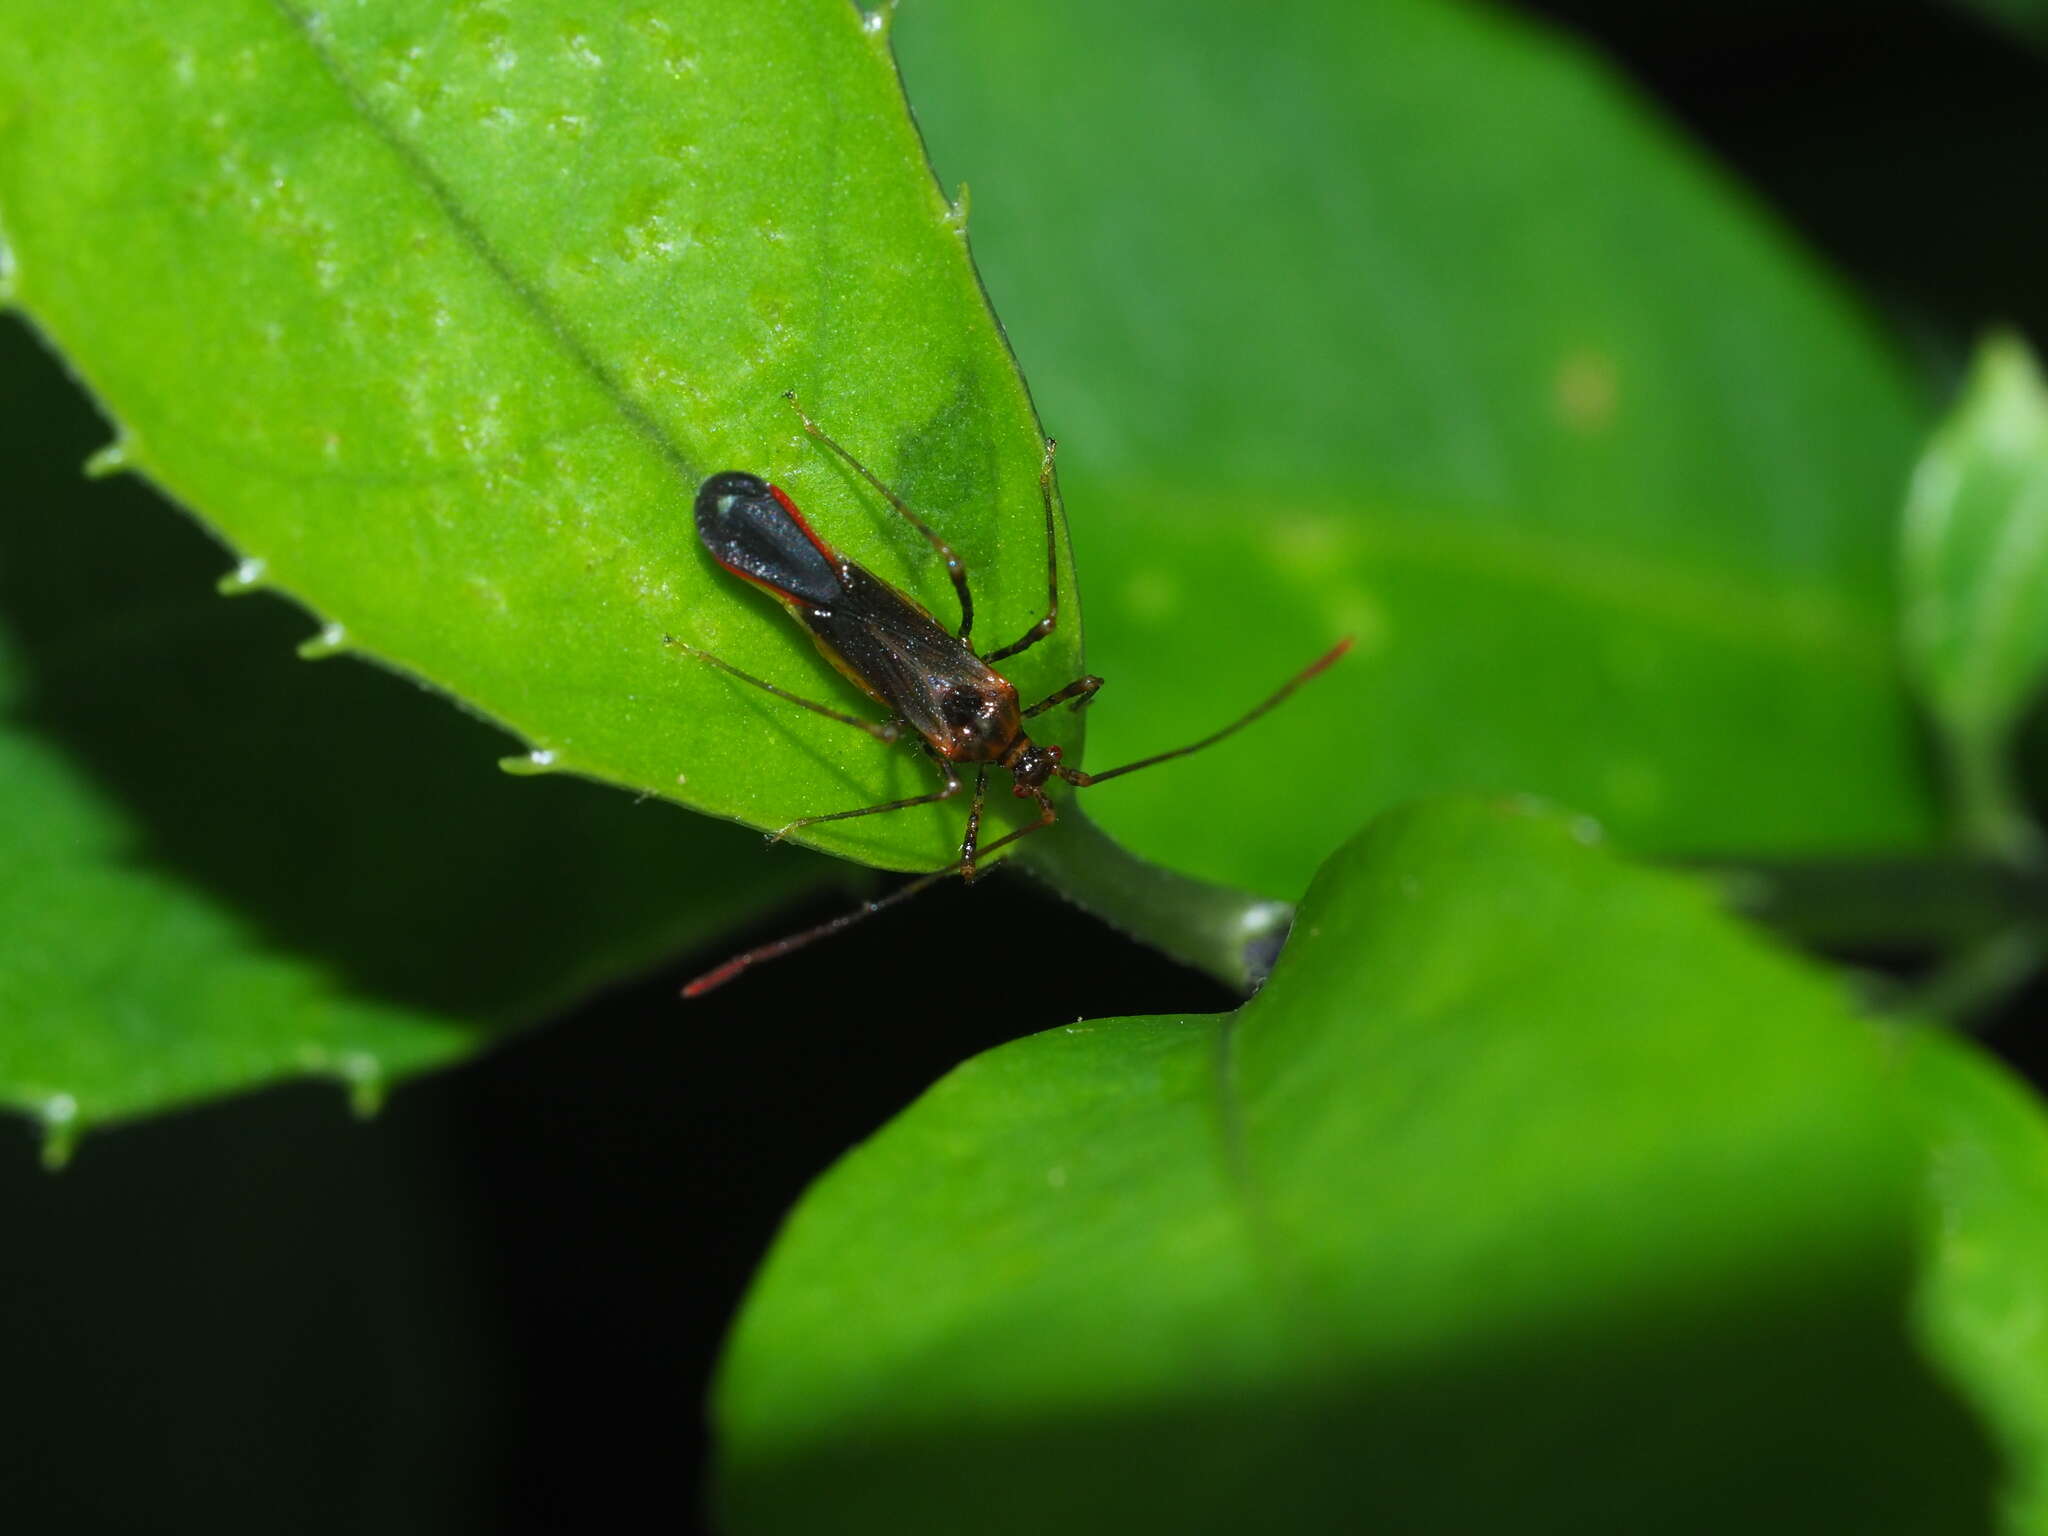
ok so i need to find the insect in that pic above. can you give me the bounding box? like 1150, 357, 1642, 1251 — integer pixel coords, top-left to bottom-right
669, 392, 1350, 995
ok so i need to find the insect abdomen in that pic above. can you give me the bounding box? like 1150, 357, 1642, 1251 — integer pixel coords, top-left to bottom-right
694, 472, 843, 606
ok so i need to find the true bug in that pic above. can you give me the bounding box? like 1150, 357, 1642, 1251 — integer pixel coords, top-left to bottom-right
669, 393, 1349, 995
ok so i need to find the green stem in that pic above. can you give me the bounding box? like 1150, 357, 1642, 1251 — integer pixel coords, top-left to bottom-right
1948, 724, 2045, 868
1013, 806, 1292, 994
1899, 925, 2047, 1027
1700, 855, 2048, 951
1019, 807, 2048, 1008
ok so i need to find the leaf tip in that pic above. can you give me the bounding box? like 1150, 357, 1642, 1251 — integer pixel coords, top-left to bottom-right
1238, 898, 1295, 989
216, 556, 271, 597
295, 622, 349, 661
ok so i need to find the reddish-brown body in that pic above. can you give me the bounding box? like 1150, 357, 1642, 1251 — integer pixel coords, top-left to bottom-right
692, 468, 1068, 797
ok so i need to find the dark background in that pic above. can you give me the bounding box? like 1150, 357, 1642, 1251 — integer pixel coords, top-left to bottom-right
4, 4, 2046, 1531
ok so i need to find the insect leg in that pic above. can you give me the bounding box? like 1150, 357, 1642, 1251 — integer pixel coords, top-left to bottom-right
1024, 674, 1104, 718
956, 766, 991, 878
665, 636, 900, 743
769, 753, 962, 843
981, 437, 1061, 664
783, 390, 976, 641
1060, 637, 1354, 788
966, 789, 1058, 874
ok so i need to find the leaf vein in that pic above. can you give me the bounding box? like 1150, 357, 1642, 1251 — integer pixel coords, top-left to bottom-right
264, 0, 697, 482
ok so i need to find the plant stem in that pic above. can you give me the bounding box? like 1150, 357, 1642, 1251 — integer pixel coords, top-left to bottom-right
1020, 806, 2048, 1009
1699, 855, 2048, 951
1947, 723, 2045, 869
1013, 807, 1293, 994
1900, 925, 2047, 1027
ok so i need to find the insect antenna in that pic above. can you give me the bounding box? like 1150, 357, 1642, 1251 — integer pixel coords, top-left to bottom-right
683, 784, 1057, 999
1059, 636, 1353, 788
682, 866, 957, 998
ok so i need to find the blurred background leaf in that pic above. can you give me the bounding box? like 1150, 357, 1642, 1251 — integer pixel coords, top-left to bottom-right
717, 799, 2011, 1534
0, 320, 828, 1148
0, 0, 1074, 875
901, 0, 1942, 899
1905, 1027, 2048, 1532
1951, 0, 2048, 48
1901, 334, 2048, 861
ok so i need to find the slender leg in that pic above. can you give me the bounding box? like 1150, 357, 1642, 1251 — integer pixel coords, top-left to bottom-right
771, 753, 962, 843
966, 789, 1058, 875
1061, 637, 1354, 788
783, 391, 975, 641
682, 786, 1055, 998
665, 636, 900, 743
956, 766, 991, 877
1025, 674, 1104, 719
982, 437, 1061, 664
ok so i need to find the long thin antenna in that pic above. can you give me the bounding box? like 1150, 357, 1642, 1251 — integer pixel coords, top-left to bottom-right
682, 787, 1058, 999
1061, 637, 1353, 788
683, 868, 954, 997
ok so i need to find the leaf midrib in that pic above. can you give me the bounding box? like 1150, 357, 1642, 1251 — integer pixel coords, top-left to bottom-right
1208, 1010, 1314, 1321
265, 0, 700, 483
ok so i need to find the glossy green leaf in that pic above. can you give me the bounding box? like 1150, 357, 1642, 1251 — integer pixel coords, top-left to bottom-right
0, 0, 1077, 876
0, 320, 825, 1156
717, 798, 2000, 1533
899, 0, 1939, 898
1901, 334, 2048, 859
1905, 1027, 2048, 1532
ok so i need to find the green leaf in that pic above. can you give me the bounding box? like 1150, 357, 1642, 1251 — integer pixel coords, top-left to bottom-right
1901, 334, 2048, 860
0, 320, 826, 1154
1906, 1028, 2048, 1532
898, 0, 1939, 898
716, 798, 2000, 1533
1952, 0, 2048, 48
0, 0, 1076, 876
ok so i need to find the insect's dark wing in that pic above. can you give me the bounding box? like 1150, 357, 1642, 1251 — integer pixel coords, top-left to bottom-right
807, 565, 1009, 752
695, 472, 842, 605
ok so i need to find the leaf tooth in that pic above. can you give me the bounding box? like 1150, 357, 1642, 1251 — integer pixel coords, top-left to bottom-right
216, 555, 271, 597
338, 1052, 386, 1119
861, 1, 900, 44
297, 1045, 388, 1118
0, 227, 15, 309
288, 1048, 385, 1122
295, 621, 349, 660
38, 1092, 81, 1172
498, 747, 559, 777
82, 437, 135, 479
946, 181, 971, 237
